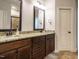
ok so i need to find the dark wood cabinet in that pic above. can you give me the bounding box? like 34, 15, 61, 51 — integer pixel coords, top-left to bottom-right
46, 34, 55, 55
18, 46, 31, 59
0, 33, 55, 59
0, 50, 17, 59
32, 36, 46, 59
0, 39, 31, 59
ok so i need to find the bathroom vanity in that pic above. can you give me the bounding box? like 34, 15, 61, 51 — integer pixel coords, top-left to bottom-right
0, 32, 55, 59
0, 0, 55, 59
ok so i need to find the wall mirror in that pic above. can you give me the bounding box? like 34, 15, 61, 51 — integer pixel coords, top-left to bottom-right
34, 6, 45, 31
0, 0, 22, 32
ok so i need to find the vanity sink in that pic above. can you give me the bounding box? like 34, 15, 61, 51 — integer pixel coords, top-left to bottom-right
12, 35, 21, 37
0, 31, 55, 43
0, 36, 6, 39
0, 35, 20, 42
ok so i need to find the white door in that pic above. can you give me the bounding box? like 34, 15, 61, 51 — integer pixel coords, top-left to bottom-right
59, 8, 73, 51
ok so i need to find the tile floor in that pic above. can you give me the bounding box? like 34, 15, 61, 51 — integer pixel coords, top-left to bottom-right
44, 52, 78, 59
44, 53, 58, 59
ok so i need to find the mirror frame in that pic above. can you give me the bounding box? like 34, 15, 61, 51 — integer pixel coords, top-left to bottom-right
33, 6, 45, 31
0, 0, 22, 32
19, 0, 22, 31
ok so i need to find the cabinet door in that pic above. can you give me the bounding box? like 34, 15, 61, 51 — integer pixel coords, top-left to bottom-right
18, 46, 31, 59
46, 38, 51, 55
32, 36, 45, 59
46, 34, 55, 55
0, 50, 17, 59
50, 34, 55, 52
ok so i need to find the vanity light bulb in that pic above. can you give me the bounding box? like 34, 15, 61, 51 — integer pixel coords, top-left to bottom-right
32, 0, 46, 10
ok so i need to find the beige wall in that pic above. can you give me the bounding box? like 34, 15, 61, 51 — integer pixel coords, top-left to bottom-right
22, 0, 33, 31
55, 0, 77, 52
45, 0, 55, 31
22, 0, 45, 31
22, 0, 55, 31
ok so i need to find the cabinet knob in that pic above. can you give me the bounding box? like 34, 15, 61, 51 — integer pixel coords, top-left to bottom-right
68, 31, 71, 34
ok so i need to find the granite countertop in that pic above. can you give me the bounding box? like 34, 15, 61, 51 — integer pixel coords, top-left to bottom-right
0, 31, 55, 43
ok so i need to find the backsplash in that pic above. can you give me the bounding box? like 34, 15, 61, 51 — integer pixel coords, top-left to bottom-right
0, 31, 16, 36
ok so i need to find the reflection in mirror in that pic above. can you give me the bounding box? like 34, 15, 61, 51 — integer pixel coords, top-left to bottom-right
11, 1, 20, 30
0, 0, 21, 31
34, 6, 45, 31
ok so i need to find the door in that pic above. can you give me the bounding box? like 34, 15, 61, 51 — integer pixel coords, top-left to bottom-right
59, 8, 73, 51
46, 34, 55, 55
32, 36, 45, 59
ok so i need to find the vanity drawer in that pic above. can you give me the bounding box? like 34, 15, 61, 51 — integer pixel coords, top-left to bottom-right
0, 39, 31, 53
46, 34, 55, 39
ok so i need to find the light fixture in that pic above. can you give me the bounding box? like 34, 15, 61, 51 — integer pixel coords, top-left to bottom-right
37, 0, 42, 5
32, 0, 46, 10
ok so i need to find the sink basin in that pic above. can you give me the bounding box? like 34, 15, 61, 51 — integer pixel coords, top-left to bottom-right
0, 35, 20, 42
12, 35, 20, 37
0, 36, 6, 39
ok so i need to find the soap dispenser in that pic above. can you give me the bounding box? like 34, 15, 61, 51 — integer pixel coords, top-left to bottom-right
16, 25, 19, 35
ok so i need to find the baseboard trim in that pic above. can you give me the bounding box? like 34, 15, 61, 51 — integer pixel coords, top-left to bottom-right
54, 49, 77, 53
